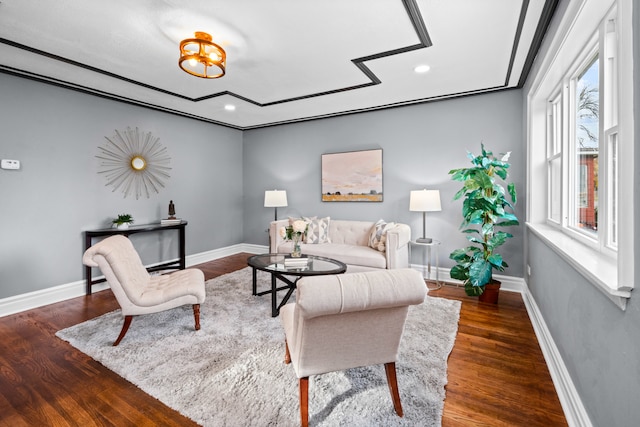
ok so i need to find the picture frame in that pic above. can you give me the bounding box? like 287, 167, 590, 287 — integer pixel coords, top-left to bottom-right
321, 148, 383, 202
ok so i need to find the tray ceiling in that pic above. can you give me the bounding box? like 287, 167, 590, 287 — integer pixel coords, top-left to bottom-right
0, 0, 557, 129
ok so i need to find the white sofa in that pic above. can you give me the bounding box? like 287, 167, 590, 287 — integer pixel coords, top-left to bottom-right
269, 218, 411, 272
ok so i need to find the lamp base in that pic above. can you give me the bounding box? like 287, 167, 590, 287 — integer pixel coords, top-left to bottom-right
416, 237, 433, 243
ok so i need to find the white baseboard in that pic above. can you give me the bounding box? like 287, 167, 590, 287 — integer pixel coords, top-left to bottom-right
413, 262, 590, 426
0, 280, 111, 317
521, 283, 592, 427
410, 264, 525, 293
0, 243, 268, 318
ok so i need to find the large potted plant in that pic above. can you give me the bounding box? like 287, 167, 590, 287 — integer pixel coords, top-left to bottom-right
448, 144, 519, 303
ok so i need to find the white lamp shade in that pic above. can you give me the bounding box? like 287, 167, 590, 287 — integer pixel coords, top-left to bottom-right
409, 189, 441, 212
264, 190, 288, 207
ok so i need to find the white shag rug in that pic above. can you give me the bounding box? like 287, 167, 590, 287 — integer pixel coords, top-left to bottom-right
56, 267, 461, 426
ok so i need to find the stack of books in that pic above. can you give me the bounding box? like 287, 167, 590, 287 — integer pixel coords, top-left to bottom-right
160, 218, 182, 225
284, 257, 309, 269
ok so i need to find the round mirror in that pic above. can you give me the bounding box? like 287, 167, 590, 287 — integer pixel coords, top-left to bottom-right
131, 156, 147, 171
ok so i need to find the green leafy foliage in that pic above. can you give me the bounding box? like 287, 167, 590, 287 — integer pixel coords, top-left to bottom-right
112, 214, 134, 224
448, 144, 519, 296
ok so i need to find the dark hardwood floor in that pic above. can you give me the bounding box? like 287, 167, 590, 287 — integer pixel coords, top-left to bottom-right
0, 253, 567, 426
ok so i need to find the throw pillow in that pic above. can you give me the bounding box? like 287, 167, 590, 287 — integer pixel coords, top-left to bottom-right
369, 219, 396, 252
305, 217, 331, 244
289, 216, 316, 226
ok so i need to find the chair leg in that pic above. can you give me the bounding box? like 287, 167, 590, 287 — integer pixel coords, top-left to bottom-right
113, 315, 133, 346
384, 362, 404, 417
192, 304, 201, 330
284, 340, 291, 364
299, 377, 309, 427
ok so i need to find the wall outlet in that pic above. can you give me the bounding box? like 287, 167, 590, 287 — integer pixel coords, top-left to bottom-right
1, 159, 20, 170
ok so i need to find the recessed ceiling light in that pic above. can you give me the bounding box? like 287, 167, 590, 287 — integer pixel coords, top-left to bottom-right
414, 65, 431, 74
224, 104, 236, 111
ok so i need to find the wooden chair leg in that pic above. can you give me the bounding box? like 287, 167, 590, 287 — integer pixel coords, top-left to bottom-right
192, 304, 201, 330
384, 362, 404, 417
299, 377, 309, 427
113, 315, 133, 346
284, 340, 291, 364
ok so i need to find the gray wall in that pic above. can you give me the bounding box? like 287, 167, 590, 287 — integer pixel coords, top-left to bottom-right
522, 1, 640, 425
527, 233, 640, 425
0, 73, 243, 299
243, 89, 525, 276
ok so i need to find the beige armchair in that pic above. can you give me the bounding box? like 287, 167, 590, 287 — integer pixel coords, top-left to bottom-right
280, 268, 426, 426
82, 235, 206, 346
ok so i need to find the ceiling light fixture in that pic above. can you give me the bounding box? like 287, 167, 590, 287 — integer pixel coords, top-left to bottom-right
414, 64, 431, 74
179, 31, 226, 79
224, 104, 236, 111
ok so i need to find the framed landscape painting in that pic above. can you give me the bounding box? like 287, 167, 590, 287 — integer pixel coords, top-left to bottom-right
321, 149, 383, 202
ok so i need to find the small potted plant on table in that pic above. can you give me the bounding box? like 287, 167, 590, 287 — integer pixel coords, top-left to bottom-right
112, 214, 134, 230
448, 144, 519, 303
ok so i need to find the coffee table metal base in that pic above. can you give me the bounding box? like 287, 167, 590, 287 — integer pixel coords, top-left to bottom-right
252, 268, 299, 317
248, 254, 347, 317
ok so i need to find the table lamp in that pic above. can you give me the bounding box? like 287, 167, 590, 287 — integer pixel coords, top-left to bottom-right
409, 189, 441, 243
264, 190, 288, 221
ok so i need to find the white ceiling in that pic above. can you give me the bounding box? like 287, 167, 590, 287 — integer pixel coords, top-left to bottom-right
0, 0, 557, 130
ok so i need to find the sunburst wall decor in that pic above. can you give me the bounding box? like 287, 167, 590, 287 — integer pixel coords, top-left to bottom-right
97, 127, 171, 199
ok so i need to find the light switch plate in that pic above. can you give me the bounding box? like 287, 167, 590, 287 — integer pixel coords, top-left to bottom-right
1, 159, 20, 170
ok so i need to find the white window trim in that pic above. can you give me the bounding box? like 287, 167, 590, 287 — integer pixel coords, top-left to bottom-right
526, 0, 633, 310
527, 223, 629, 309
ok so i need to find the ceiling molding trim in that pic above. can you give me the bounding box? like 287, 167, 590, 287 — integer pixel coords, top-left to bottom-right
0, 0, 432, 109
241, 86, 519, 130
0, 65, 243, 130
402, 0, 433, 46
194, 0, 433, 106
0, 62, 519, 131
0, 37, 193, 101
517, 0, 560, 87
505, 0, 531, 86
0, 0, 556, 130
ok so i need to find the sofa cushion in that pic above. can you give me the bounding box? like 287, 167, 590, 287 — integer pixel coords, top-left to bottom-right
369, 219, 396, 252
329, 220, 375, 246
305, 216, 331, 244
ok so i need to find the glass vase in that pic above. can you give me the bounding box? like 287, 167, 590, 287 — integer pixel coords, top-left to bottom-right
291, 233, 302, 258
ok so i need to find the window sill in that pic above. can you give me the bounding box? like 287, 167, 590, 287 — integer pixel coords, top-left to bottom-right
527, 222, 631, 310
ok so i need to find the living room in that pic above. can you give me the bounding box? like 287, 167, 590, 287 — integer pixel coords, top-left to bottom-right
1, 0, 638, 426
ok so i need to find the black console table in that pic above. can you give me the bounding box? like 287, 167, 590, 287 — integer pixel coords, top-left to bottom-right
84, 221, 187, 295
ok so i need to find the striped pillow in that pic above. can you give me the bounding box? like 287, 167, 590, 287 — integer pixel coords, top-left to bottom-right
369, 219, 396, 251
305, 216, 331, 244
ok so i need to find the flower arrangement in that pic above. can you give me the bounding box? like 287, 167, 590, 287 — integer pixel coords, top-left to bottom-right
279, 219, 308, 257
279, 219, 308, 240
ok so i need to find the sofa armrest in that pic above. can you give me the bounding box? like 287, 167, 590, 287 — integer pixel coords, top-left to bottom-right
269, 219, 290, 253
385, 223, 411, 269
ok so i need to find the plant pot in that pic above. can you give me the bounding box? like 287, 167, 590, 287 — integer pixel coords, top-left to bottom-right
479, 280, 501, 304
116, 223, 130, 230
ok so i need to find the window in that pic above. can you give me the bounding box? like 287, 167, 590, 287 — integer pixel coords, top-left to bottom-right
527, 0, 633, 309
546, 93, 562, 224
546, 39, 616, 249
543, 11, 615, 247
572, 56, 600, 237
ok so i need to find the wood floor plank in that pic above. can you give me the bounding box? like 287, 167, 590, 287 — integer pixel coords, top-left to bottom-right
0, 253, 567, 426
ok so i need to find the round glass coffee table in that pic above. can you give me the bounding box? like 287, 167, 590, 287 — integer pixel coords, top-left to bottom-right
247, 254, 347, 317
